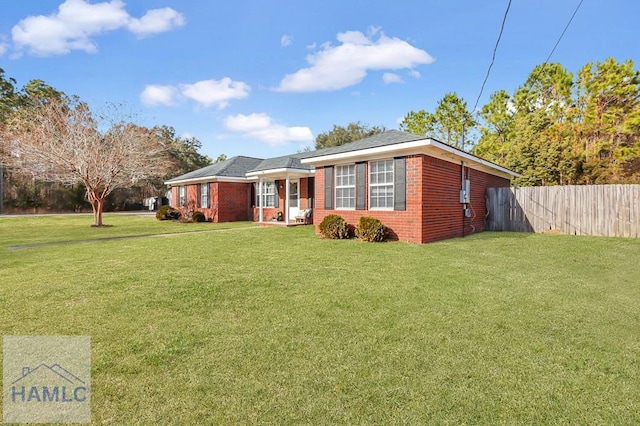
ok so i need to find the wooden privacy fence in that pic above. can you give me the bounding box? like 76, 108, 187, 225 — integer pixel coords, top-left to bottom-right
486, 185, 640, 238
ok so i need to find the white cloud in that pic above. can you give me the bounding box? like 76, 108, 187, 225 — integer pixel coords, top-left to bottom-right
0, 41, 6, 57
280, 34, 293, 47
224, 113, 313, 146
127, 7, 185, 37
306, 42, 316, 50
180, 78, 250, 109
140, 84, 178, 106
140, 78, 250, 109
11, 0, 184, 56
276, 29, 434, 92
382, 72, 403, 84
408, 69, 421, 78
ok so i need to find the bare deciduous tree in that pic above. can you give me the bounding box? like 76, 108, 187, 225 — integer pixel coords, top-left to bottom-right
1, 98, 172, 226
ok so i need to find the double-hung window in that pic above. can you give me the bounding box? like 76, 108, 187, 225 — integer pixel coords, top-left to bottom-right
335, 165, 355, 209
263, 181, 276, 207
200, 183, 209, 208
369, 160, 394, 209
179, 186, 186, 207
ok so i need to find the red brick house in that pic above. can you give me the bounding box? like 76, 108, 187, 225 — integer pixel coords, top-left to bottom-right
165, 130, 517, 243
165, 155, 315, 224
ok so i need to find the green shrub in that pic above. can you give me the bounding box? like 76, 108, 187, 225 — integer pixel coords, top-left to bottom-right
355, 216, 387, 242
192, 211, 206, 222
155, 205, 181, 221
318, 214, 350, 239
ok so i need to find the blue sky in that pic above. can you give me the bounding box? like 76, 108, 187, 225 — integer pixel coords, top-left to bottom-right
1, 0, 638, 160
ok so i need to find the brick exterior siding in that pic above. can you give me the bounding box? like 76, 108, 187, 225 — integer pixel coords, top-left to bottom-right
169, 154, 510, 242
171, 181, 252, 222
314, 154, 510, 243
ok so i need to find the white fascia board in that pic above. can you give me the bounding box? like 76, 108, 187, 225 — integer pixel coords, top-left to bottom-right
245, 168, 315, 178
301, 138, 519, 178
164, 176, 249, 186
300, 139, 431, 166
427, 139, 520, 178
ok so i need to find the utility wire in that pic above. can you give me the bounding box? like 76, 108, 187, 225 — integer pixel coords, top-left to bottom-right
471, 0, 512, 115
510, 0, 585, 114
538, 0, 585, 75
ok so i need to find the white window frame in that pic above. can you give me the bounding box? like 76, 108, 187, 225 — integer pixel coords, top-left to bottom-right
335, 164, 355, 209
369, 159, 394, 210
200, 183, 209, 208
262, 181, 276, 207
179, 186, 186, 207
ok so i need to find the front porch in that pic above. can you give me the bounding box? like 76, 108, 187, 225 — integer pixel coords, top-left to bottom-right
257, 220, 310, 227
247, 162, 315, 226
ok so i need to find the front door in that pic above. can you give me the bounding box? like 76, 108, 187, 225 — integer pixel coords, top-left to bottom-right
288, 180, 299, 222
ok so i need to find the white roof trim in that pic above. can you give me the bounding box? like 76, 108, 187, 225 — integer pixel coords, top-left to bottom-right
301, 138, 519, 178
245, 167, 315, 178
164, 176, 250, 186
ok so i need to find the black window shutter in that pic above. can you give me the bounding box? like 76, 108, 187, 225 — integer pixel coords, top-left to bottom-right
356, 162, 366, 210
274, 181, 279, 208
324, 166, 333, 210
250, 183, 256, 207
394, 157, 406, 211
307, 177, 314, 208
196, 184, 201, 208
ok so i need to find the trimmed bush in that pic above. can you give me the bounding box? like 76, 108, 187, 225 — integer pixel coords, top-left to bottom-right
355, 216, 387, 242
318, 214, 350, 239
155, 205, 181, 221
192, 211, 206, 222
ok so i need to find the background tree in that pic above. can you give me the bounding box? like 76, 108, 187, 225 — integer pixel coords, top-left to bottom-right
472, 58, 640, 185
315, 121, 385, 149
473, 90, 514, 164
400, 92, 476, 150
576, 58, 640, 183
215, 153, 227, 163
2, 97, 172, 226
154, 125, 212, 178
0, 68, 19, 124
0, 69, 20, 213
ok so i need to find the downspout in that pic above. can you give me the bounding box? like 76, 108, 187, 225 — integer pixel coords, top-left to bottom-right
0, 163, 3, 214
258, 179, 264, 223
461, 161, 465, 238
285, 174, 290, 224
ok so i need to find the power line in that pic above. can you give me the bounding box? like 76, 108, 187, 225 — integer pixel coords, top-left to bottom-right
506, 0, 585, 119
471, 0, 512, 114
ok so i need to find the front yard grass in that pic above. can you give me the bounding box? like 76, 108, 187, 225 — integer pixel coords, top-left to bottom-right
1, 217, 638, 424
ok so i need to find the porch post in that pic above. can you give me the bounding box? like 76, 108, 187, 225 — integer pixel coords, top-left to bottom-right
258, 179, 264, 223
285, 174, 290, 224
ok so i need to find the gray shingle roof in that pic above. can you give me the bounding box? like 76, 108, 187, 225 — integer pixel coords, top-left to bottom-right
301, 130, 425, 158
165, 156, 263, 183
166, 130, 516, 183
249, 154, 312, 172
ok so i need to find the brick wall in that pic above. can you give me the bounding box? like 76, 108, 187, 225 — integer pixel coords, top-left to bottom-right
170, 181, 252, 222
314, 154, 510, 244
217, 182, 252, 222
314, 156, 424, 243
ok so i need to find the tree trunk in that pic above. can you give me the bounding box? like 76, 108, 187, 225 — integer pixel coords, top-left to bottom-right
88, 190, 105, 227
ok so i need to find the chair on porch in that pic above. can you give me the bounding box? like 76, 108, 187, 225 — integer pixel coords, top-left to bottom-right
295, 208, 312, 224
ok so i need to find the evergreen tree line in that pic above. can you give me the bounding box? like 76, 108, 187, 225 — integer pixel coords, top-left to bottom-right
400, 58, 640, 186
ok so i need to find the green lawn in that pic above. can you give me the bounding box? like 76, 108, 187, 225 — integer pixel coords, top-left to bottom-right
1, 215, 639, 424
